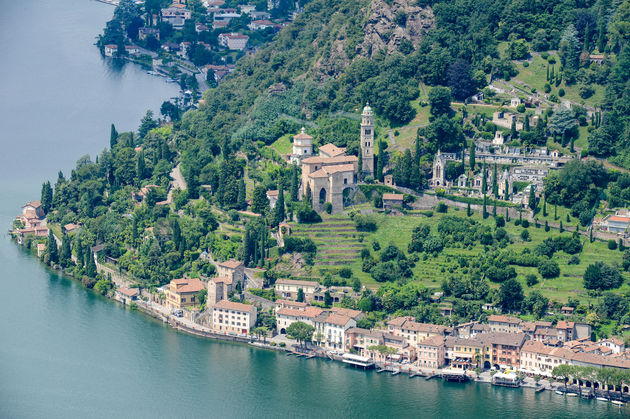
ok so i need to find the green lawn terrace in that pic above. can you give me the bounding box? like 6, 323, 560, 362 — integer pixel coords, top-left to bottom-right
288, 207, 630, 304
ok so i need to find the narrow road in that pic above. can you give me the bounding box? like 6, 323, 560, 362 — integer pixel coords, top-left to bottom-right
167, 163, 187, 204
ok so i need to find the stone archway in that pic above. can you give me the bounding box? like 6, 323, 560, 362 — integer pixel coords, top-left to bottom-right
280, 328, 286, 335
483, 361, 491, 370
319, 187, 327, 204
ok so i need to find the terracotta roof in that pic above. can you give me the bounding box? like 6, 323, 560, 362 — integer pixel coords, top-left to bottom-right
275, 279, 319, 288
325, 313, 353, 326
170, 278, 205, 294
213, 300, 256, 312
419, 335, 445, 347
490, 332, 527, 347
219, 260, 243, 269
277, 306, 323, 318
387, 316, 414, 327
346, 327, 383, 339
445, 336, 485, 348
608, 216, 630, 222
117, 287, 140, 297
382, 193, 403, 201
308, 169, 329, 178
318, 143, 346, 157
22, 201, 42, 208
211, 276, 233, 285
275, 299, 307, 309
488, 315, 522, 324
599, 337, 625, 346
331, 307, 363, 319
266, 190, 279, 197
301, 155, 358, 165
561, 306, 574, 311
556, 321, 575, 330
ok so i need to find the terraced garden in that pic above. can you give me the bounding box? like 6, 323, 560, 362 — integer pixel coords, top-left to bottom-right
288, 207, 630, 304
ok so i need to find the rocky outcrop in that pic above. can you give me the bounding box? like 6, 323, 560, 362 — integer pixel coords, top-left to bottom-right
357, 0, 434, 58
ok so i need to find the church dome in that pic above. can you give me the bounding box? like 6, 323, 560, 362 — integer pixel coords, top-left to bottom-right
362, 102, 373, 115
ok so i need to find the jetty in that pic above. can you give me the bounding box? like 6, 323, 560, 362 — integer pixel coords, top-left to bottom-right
441, 369, 469, 383
341, 353, 375, 370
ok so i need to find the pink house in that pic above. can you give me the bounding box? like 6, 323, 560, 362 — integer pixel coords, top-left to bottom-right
416, 335, 445, 369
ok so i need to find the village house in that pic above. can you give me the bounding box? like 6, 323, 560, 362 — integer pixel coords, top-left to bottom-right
138, 27, 159, 40
239, 4, 256, 14
490, 332, 527, 369
212, 300, 257, 335
195, 22, 209, 33
161, 7, 192, 28
597, 337, 625, 354
63, 223, 80, 234
216, 260, 244, 288
274, 299, 307, 312
487, 315, 523, 333
345, 328, 385, 356
276, 306, 324, 334
416, 335, 446, 369
125, 45, 140, 55
444, 335, 489, 370
104, 44, 118, 57
382, 193, 404, 210
218, 33, 249, 50
387, 316, 450, 348
274, 279, 320, 301
213, 8, 241, 25
313, 313, 356, 351
37, 243, 46, 258
601, 213, 630, 233
519, 340, 575, 377
330, 307, 364, 321
165, 278, 205, 309
115, 287, 140, 305
17, 201, 45, 229
248, 19, 274, 30
266, 190, 279, 209
560, 306, 575, 315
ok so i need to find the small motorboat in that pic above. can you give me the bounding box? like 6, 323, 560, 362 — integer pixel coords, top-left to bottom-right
611, 400, 624, 406
596, 397, 609, 402
566, 393, 578, 397
555, 390, 564, 395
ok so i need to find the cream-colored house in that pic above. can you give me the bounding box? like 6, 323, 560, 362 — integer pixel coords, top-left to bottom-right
165, 278, 205, 309
212, 300, 257, 335
274, 279, 320, 301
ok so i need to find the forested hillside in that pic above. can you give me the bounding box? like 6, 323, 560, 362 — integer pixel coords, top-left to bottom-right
19, 0, 630, 337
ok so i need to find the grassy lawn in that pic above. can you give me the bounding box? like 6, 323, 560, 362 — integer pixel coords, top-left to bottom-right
513, 54, 605, 107
289, 205, 630, 303
270, 133, 293, 155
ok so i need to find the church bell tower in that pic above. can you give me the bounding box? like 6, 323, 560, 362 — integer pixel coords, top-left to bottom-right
361, 102, 375, 176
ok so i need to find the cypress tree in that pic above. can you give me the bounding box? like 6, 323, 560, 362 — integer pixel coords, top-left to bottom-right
110, 123, 118, 149
237, 178, 246, 210
481, 162, 487, 193
290, 164, 299, 202
75, 238, 84, 268
136, 150, 145, 183
59, 234, 72, 268
505, 206, 510, 222
467, 202, 472, 217
469, 142, 476, 170
554, 204, 558, 220
524, 115, 530, 132
272, 181, 285, 227
493, 201, 497, 217
376, 140, 384, 182
542, 199, 547, 216
86, 249, 97, 278
546, 65, 549, 81
560, 221, 564, 233
504, 178, 510, 200
589, 228, 593, 243
529, 185, 536, 210
570, 137, 575, 153
483, 195, 488, 219
545, 220, 549, 232
492, 163, 498, 197
46, 230, 58, 265
172, 218, 182, 250
41, 181, 53, 214
511, 119, 518, 140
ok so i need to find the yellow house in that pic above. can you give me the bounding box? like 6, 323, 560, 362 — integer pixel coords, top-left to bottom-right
165, 278, 205, 309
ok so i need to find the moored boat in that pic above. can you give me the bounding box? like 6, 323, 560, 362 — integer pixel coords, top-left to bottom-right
596, 397, 609, 402
566, 393, 578, 397
611, 400, 624, 406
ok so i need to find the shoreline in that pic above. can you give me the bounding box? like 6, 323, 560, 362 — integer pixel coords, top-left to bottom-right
10, 235, 630, 407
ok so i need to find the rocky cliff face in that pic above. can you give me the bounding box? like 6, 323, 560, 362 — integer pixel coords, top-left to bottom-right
357, 0, 434, 58
312, 0, 434, 79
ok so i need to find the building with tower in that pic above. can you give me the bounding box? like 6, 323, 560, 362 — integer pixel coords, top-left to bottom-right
361, 103, 375, 176
290, 127, 313, 164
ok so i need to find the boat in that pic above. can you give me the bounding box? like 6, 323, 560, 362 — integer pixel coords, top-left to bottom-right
596, 397, 609, 402
566, 393, 578, 397
555, 390, 564, 395
535, 386, 545, 393
611, 400, 624, 406
492, 371, 520, 388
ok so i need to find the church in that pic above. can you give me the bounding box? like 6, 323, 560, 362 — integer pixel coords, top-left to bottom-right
291, 103, 375, 213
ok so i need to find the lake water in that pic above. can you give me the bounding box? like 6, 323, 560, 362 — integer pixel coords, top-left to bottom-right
0, 1, 627, 418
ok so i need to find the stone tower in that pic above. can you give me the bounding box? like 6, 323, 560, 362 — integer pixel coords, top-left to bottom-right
361, 103, 375, 176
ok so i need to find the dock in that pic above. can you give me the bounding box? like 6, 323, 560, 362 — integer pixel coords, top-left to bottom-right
341, 353, 375, 370
426, 373, 440, 380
